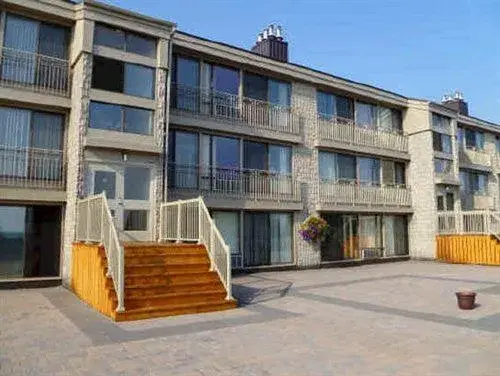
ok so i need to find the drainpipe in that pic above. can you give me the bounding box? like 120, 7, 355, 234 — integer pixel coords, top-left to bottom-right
162, 26, 176, 203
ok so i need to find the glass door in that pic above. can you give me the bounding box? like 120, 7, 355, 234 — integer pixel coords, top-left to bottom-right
87, 163, 154, 241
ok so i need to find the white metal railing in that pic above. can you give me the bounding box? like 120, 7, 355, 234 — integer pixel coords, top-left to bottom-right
0, 147, 65, 189
168, 164, 301, 202
318, 116, 408, 153
75, 193, 125, 312
170, 83, 300, 135
437, 210, 500, 240
0, 47, 70, 96
159, 197, 232, 300
459, 148, 492, 167
319, 180, 412, 207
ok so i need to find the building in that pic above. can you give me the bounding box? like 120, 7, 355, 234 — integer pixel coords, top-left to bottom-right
0, 0, 498, 292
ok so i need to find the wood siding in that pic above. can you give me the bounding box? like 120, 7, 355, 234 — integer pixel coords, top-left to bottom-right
436, 235, 500, 266
70, 243, 116, 318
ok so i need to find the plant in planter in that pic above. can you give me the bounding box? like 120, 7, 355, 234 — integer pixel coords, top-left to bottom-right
299, 215, 329, 243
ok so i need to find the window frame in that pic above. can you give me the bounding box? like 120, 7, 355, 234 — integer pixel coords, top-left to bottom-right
94, 23, 156, 58
89, 101, 152, 135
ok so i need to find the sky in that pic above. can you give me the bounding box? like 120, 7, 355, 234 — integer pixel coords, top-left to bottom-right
102, 0, 500, 123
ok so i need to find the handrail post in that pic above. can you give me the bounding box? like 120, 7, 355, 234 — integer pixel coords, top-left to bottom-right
209, 226, 214, 272
225, 245, 232, 300
159, 203, 163, 243
176, 201, 181, 243
197, 198, 202, 244
116, 245, 125, 312
101, 192, 106, 243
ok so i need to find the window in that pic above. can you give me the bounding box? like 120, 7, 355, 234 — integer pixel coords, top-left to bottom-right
384, 216, 408, 256
1, 15, 69, 89
382, 160, 406, 186
433, 132, 452, 153
213, 211, 240, 267
243, 73, 291, 106
355, 102, 377, 129
460, 169, 488, 194
124, 167, 150, 200
243, 212, 292, 267
167, 131, 199, 189
93, 171, 116, 198
92, 56, 154, 98
0, 107, 63, 179
434, 158, 453, 174
358, 157, 380, 186
89, 102, 152, 135
94, 24, 156, 58
432, 113, 451, 129
123, 210, 148, 231
316, 91, 354, 122
379, 106, 403, 132
464, 129, 485, 150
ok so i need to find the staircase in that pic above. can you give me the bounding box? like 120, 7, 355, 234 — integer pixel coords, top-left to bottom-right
73, 195, 237, 321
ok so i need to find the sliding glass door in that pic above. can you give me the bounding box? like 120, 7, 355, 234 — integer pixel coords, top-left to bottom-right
212, 211, 241, 268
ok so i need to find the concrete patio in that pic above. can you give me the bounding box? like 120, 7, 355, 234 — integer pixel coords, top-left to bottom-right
2, 261, 500, 375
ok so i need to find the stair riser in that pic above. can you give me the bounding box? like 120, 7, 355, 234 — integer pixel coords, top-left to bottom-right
125, 247, 205, 256
114, 302, 237, 322
125, 266, 167, 275
125, 282, 225, 297
116, 293, 228, 310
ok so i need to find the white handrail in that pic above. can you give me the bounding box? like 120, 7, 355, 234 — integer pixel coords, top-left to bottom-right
75, 193, 125, 312
159, 197, 232, 300
437, 210, 500, 241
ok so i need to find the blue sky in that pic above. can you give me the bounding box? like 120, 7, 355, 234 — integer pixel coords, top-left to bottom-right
103, 0, 500, 122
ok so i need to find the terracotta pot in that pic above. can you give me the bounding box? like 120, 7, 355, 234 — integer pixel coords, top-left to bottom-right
456, 291, 476, 310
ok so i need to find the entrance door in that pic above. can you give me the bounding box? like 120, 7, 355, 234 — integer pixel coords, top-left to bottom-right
87, 163, 154, 241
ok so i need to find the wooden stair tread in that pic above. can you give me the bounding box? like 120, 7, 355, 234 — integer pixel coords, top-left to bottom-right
113, 290, 226, 301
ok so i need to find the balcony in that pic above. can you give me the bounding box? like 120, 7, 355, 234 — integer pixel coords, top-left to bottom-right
168, 164, 301, 209
169, 84, 301, 142
319, 180, 412, 211
459, 148, 492, 169
0, 147, 65, 190
0, 47, 70, 97
317, 116, 409, 157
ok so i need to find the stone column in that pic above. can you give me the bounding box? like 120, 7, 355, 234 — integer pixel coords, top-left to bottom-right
291, 82, 321, 267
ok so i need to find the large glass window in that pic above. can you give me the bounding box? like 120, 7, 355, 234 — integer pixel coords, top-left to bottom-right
355, 102, 377, 129
384, 216, 408, 256
432, 113, 451, 129
269, 145, 291, 174
94, 24, 156, 58
319, 152, 337, 181
460, 169, 488, 194
434, 158, 453, 174
1, 14, 69, 87
0, 107, 63, 179
358, 157, 380, 185
243, 73, 267, 101
243, 212, 292, 267
124, 63, 154, 98
168, 131, 199, 189
268, 79, 291, 107
382, 160, 406, 186
92, 57, 154, 98
464, 129, 485, 150
212, 65, 239, 95
93, 171, 116, 199
379, 106, 402, 132
433, 132, 452, 153
317, 91, 335, 119
337, 154, 357, 181
124, 167, 150, 200
0, 205, 61, 278
89, 102, 152, 135
213, 211, 240, 268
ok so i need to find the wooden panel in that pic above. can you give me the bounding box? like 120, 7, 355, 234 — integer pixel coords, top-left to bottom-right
436, 235, 500, 266
71, 243, 116, 319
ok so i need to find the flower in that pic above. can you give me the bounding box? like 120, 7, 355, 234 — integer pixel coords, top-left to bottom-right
299, 215, 329, 243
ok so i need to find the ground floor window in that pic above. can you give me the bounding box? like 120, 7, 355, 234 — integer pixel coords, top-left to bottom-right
0, 205, 61, 278
212, 210, 293, 268
321, 213, 408, 261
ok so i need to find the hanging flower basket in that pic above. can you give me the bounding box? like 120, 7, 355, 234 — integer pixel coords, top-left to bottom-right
299, 216, 329, 243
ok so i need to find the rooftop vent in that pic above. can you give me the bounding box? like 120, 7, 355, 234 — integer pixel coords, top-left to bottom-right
251, 24, 288, 62
441, 90, 469, 116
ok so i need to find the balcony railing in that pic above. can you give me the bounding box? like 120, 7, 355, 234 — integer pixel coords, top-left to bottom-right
170, 83, 300, 135
437, 210, 500, 239
168, 164, 301, 202
459, 148, 492, 167
318, 116, 408, 153
319, 180, 412, 208
0, 147, 65, 189
0, 47, 70, 96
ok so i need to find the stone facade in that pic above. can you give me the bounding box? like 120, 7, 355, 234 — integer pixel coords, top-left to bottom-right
291, 82, 321, 267
61, 52, 92, 284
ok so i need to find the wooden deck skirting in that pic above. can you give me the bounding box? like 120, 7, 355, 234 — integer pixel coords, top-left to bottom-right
71, 243, 116, 319
436, 235, 500, 266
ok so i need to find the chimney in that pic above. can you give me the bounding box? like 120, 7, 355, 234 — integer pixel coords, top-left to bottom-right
251, 24, 288, 62
441, 90, 469, 116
